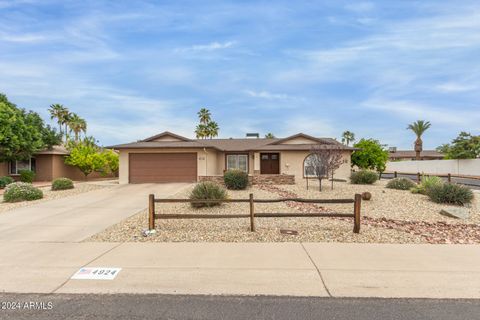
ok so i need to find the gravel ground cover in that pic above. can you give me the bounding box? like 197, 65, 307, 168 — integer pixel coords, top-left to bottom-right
0, 182, 112, 214
89, 182, 431, 243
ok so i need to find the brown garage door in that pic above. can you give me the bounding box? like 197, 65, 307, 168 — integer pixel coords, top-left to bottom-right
129, 153, 197, 183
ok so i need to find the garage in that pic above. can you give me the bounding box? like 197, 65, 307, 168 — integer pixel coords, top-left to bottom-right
128, 153, 197, 183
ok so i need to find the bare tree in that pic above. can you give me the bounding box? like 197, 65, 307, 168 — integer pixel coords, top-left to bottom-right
305, 146, 344, 191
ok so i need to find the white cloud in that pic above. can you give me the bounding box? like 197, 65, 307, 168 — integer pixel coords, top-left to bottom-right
176, 41, 236, 53
244, 90, 289, 100
435, 83, 477, 93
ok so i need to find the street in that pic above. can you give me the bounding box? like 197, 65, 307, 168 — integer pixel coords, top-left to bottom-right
0, 294, 479, 320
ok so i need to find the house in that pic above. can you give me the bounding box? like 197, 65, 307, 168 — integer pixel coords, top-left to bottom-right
110, 131, 355, 184
0, 145, 108, 181
388, 149, 444, 161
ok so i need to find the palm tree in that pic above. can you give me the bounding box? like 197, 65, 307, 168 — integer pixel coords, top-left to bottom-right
48, 104, 68, 138
198, 108, 211, 125
68, 114, 87, 141
63, 111, 73, 141
341, 131, 355, 146
265, 133, 275, 139
407, 120, 431, 160
195, 124, 208, 139
206, 121, 219, 139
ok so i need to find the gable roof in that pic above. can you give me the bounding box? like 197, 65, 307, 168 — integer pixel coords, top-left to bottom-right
142, 131, 192, 142
110, 132, 355, 151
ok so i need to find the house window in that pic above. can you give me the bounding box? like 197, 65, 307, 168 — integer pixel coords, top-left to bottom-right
226, 154, 248, 172
303, 154, 326, 177
9, 158, 36, 175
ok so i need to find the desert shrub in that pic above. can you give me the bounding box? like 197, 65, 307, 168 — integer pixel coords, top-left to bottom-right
411, 176, 444, 194
223, 169, 249, 190
3, 182, 43, 202
19, 169, 35, 183
51, 177, 74, 191
350, 170, 378, 185
189, 182, 228, 208
0, 176, 14, 189
427, 183, 473, 205
386, 178, 416, 190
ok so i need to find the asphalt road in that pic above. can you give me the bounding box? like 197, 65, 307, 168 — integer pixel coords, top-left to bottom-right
382, 173, 480, 190
0, 294, 479, 320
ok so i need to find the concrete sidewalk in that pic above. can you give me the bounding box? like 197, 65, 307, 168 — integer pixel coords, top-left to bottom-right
1, 242, 479, 298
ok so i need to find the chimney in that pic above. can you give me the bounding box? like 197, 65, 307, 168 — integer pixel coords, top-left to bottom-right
246, 133, 259, 139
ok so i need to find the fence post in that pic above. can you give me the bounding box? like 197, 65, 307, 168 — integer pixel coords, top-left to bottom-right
353, 194, 361, 233
249, 193, 255, 232
394, 171, 397, 178
448, 173, 452, 183
148, 194, 155, 230
417, 172, 421, 183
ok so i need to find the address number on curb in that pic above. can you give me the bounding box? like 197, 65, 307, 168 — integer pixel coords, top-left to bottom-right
71, 267, 121, 280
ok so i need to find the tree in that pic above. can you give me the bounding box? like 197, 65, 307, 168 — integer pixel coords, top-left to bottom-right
195, 108, 219, 139
351, 139, 389, 175
306, 146, 344, 191
99, 149, 119, 176
195, 124, 208, 139
407, 120, 431, 160
438, 132, 480, 159
48, 104, 68, 138
64, 138, 104, 178
265, 133, 275, 139
198, 108, 211, 125
68, 113, 87, 141
206, 121, 219, 139
341, 131, 355, 146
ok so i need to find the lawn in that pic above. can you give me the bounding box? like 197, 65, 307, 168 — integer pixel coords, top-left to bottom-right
88, 180, 480, 244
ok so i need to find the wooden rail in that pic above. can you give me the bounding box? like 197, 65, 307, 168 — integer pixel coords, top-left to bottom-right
387, 171, 480, 184
148, 193, 362, 234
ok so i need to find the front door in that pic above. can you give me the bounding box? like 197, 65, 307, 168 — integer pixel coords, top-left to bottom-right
260, 153, 280, 174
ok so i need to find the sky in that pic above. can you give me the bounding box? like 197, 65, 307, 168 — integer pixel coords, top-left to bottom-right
0, 0, 479, 149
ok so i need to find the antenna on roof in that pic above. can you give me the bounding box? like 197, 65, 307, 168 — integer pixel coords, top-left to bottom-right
246, 133, 259, 139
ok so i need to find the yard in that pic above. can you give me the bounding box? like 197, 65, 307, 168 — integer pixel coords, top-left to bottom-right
89, 180, 480, 244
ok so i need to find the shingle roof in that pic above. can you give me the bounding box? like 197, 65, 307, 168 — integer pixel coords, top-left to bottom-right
35, 145, 69, 155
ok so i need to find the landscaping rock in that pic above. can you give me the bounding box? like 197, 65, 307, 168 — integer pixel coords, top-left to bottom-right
362, 192, 372, 201
439, 208, 470, 220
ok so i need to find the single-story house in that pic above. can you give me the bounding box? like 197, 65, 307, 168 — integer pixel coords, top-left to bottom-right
0, 145, 108, 181
389, 149, 444, 161
110, 131, 355, 184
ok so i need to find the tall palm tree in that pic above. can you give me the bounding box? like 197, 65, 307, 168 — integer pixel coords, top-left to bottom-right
265, 133, 275, 139
198, 108, 211, 125
341, 131, 355, 146
68, 114, 87, 141
63, 111, 73, 141
195, 124, 208, 139
206, 121, 219, 139
407, 120, 431, 160
48, 104, 68, 138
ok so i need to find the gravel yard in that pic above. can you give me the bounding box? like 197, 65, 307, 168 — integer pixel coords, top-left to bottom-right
87, 179, 480, 243
0, 181, 114, 214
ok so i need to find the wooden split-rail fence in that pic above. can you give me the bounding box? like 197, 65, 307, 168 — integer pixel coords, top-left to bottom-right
148, 193, 362, 233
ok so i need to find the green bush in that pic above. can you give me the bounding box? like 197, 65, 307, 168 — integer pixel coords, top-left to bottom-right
3, 182, 43, 202
189, 182, 228, 208
223, 169, 249, 190
386, 178, 416, 190
427, 183, 474, 206
0, 176, 14, 189
350, 170, 378, 185
19, 169, 35, 183
411, 176, 444, 195
51, 178, 74, 191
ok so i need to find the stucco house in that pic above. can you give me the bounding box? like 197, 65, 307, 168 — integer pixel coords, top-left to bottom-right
0, 145, 108, 181
111, 132, 355, 184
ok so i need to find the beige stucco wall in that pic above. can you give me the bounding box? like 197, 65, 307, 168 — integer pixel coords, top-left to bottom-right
279, 150, 351, 180
281, 137, 319, 144
118, 148, 220, 184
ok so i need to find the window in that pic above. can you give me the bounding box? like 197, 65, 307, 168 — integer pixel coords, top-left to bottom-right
303, 154, 325, 177
226, 154, 248, 172
9, 158, 35, 175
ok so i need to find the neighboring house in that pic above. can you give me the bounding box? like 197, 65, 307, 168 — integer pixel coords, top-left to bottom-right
110, 131, 355, 184
388, 149, 444, 161
0, 145, 107, 181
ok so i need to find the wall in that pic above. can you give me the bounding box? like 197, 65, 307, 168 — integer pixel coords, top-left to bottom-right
0, 162, 8, 176
118, 148, 219, 184
280, 150, 351, 180
386, 159, 480, 176
35, 155, 54, 181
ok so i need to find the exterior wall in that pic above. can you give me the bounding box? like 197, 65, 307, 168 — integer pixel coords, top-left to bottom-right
118, 148, 220, 184
215, 151, 255, 175
279, 150, 351, 181
281, 137, 319, 144
35, 155, 54, 181
386, 159, 480, 176
0, 162, 8, 176
151, 136, 183, 142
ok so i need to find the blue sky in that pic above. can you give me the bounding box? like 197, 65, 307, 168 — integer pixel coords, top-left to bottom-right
1, 0, 479, 149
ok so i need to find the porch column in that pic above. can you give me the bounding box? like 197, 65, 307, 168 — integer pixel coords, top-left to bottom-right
253, 152, 260, 174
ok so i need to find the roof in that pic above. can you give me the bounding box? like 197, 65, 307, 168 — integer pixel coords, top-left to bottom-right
110, 131, 356, 152
389, 150, 444, 159
142, 131, 192, 142
34, 145, 69, 155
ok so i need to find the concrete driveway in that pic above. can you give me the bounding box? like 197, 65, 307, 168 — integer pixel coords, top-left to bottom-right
0, 183, 190, 242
